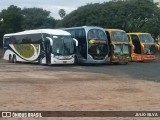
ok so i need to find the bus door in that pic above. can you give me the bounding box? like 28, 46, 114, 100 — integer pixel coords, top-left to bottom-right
44, 40, 51, 64
130, 35, 141, 54
105, 31, 112, 57
75, 29, 87, 59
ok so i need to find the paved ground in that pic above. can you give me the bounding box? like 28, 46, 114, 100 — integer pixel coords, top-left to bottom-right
0, 60, 160, 120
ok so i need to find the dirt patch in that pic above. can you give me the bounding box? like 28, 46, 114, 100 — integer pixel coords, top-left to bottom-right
0, 64, 160, 120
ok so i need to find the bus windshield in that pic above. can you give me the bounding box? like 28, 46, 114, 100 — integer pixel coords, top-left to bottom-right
52, 36, 74, 55
87, 29, 107, 40
139, 34, 154, 43
111, 31, 128, 42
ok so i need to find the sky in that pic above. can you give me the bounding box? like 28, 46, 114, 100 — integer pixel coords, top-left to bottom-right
0, 0, 110, 19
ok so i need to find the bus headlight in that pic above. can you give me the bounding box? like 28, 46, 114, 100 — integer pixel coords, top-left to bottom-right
113, 56, 118, 59
113, 44, 116, 50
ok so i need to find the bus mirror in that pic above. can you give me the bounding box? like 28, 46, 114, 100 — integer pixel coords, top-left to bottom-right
73, 38, 78, 47
46, 37, 53, 45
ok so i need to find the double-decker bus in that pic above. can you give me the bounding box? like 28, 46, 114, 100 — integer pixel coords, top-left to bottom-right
62, 26, 109, 64
127, 33, 159, 62
105, 29, 130, 64
3, 29, 75, 65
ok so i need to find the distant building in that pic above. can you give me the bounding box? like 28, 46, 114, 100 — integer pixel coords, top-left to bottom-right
112, 0, 160, 7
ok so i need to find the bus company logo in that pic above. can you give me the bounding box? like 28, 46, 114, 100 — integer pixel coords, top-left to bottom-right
2, 112, 12, 117
1, 112, 42, 118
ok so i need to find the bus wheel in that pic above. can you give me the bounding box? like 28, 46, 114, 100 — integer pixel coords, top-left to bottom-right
12, 55, 17, 63
47, 61, 51, 66
9, 55, 12, 63
39, 58, 43, 65
74, 56, 79, 65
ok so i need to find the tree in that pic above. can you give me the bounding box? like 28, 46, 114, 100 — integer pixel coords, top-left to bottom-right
0, 5, 22, 48
56, 0, 160, 38
22, 7, 56, 30
56, 3, 103, 28
59, 9, 66, 19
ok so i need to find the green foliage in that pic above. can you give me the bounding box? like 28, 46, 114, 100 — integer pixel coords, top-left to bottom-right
57, 0, 160, 39
56, 3, 104, 28
22, 8, 56, 30
0, 6, 57, 48
1, 1, 160, 49
0, 5, 22, 48
59, 9, 66, 19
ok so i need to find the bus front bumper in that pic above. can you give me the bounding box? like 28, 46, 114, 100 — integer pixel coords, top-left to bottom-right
110, 55, 130, 63
51, 57, 74, 64
131, 54, 156, 62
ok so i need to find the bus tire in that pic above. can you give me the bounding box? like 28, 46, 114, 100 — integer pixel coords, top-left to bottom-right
12, 55, 17, 63
9, 55, 12, 63
47, 61, 51, 66
39, 57, 43, 65
74, 56, 79, 65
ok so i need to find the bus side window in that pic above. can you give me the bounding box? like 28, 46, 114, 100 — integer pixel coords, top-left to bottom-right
131, 35, 139, 42
30, 34, 42, 44
14, 35, 24, 44
74, 29, 87, 59
4, 37, 16, 46
22, 37, 30, 44
131, 35, 141, 54
69, 30, 75, 38
127, 35, 130, 42
4, 38, 12, 46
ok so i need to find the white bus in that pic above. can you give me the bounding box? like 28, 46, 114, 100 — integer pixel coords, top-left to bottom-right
62, 26, 109, 64
3, 29, 75, 65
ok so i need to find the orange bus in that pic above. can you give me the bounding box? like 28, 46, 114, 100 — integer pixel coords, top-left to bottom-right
127, 33, 159, 62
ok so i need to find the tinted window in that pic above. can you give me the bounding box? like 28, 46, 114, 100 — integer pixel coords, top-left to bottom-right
131, 35, 139, 42
139, 34, 154, 43
111, 31, 128, 42
4, 36, 17, 45
4, 34, 39, 44
127, 35, 130, 42
66, 30, 75, 38
87, 29, 107, 40
30, 34, 42, 43
4, 37, 13, 46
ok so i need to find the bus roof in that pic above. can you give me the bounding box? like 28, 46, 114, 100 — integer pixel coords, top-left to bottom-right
62, 26, 104, 30
105, 29, 126, 32
4, 29, 71, 37
127, 32, 150, 35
